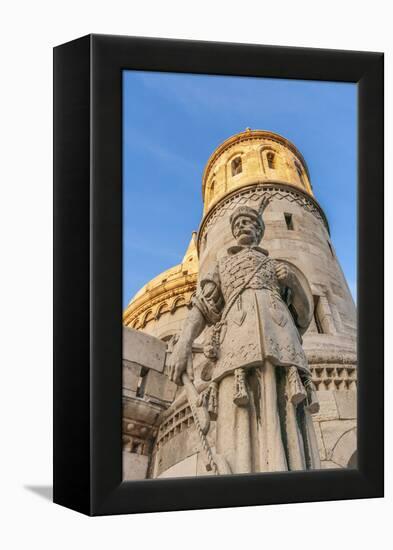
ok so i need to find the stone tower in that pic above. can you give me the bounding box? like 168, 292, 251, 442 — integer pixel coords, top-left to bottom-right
122, 129, 357, 479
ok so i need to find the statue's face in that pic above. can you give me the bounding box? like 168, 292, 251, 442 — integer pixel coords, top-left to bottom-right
232, 215, 261, 245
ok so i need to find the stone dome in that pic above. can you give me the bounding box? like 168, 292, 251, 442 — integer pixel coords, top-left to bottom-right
123, 233, 198, 337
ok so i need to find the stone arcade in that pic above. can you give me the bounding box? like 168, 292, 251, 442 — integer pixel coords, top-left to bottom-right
122, 129, 357, 479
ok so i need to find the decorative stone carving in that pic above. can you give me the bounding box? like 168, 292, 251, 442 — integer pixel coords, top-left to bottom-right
310, 365, 357, 391
198, 183, 329, 251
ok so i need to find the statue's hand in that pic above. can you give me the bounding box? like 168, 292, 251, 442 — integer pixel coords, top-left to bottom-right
169, 343, 194, 386
275, 262, 290, 283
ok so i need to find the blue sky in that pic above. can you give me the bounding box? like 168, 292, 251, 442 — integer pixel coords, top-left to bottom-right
123, 71, 357, 307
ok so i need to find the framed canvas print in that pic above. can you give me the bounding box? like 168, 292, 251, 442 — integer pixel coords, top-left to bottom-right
53, 34, 384, 516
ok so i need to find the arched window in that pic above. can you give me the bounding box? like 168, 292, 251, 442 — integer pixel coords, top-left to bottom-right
260, 147, 278, 175
141, 309, 153, 327
295, 160, 306, 187
231, 156, 242, 176
171, 296, 185, 313
267, 151, 275, 169
155, 302, 169, 320
284, 212, 294, 230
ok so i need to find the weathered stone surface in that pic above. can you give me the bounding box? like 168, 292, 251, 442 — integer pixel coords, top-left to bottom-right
334, 390, 357, 419
312, 421, 326, 461
144, 370, 177, 403
123, 326, 166, 372
331, 428, 357, 467
312, 391, 339, 421
122, 452, 149, 480
123, 388, 137, 399
320, 460, 341, 470
154, 426, 200, 477
320, 419, 356, 459
158, 453, 198, 478
264, 211, 285, 222
123, 360, 141, 392
123, 396, 162, 426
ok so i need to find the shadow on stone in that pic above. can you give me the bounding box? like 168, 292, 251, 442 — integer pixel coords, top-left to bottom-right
24, 485, 53, 501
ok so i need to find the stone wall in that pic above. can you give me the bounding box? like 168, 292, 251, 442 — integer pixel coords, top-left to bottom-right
122, 326, 357, 479
313, 390, 357, 468
122, 327, 175, 480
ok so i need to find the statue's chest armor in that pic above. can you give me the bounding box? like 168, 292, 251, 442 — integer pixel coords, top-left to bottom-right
218, 249, 279, 301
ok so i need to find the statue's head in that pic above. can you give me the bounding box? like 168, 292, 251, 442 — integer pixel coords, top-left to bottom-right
230, 196, 270, 246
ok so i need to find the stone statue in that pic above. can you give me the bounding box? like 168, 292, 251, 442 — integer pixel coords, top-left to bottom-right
168, 196, 321, 474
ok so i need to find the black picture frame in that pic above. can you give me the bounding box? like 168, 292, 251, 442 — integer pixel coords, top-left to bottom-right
53, 34, 384, 516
